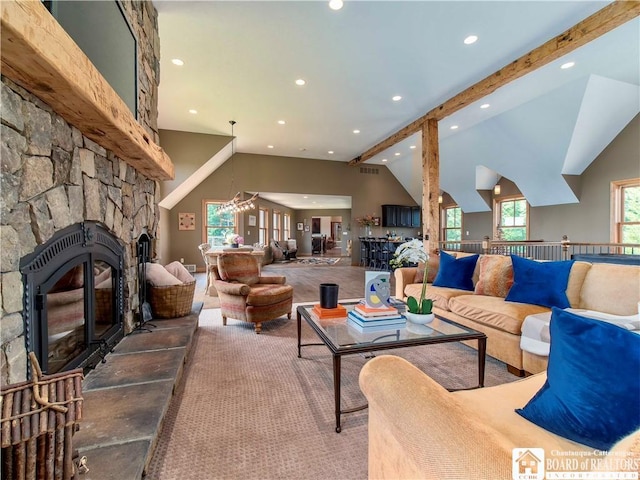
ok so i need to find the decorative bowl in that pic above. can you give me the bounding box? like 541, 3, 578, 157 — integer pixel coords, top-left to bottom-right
404, 312, 435, 325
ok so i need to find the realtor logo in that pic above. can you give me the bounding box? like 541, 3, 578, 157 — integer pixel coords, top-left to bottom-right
512, 448, 545, 480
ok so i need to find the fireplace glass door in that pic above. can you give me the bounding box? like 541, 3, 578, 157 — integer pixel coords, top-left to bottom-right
46, 262, 87, 374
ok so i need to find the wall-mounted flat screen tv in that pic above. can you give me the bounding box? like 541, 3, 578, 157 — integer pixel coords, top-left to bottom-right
44, 0, 138, 119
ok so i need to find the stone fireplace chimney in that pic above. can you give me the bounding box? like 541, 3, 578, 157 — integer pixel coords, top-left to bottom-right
0, 1, 169, 384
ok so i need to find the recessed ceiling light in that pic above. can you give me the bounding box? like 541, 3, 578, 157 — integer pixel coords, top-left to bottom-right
295, 78, 306, 86
480, 103, 490, 109
409, 145, 416, 149
382, 159, 387, 162
267, 145, 274, 149
171, 58, 184, 66
464, 35, 478, 45
303, 196, 309, 199
450, 125, 459, 130
277, 120, 285, 125
392, 95, 402, 102
394, 152, 401, 156
188, 109, 197, 114
328, 150, 334, 154
329, 0, 343, 10
561, 61, 575, 69
353, 129, 360, 134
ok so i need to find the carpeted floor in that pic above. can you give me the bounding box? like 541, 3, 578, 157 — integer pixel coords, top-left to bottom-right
146, 306, 519, 479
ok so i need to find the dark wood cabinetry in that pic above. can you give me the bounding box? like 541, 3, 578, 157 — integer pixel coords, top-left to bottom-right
411, 206, 421, 228
382, 204, 421, 228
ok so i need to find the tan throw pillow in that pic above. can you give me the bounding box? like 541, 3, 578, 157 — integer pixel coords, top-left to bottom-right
474, 255, 514, 297
144, 263, 182, 287
413, 255, 440, 284
165, 261, 195, 283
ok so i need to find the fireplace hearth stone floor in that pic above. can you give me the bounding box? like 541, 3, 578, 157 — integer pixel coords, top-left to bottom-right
73, 302, 203, 479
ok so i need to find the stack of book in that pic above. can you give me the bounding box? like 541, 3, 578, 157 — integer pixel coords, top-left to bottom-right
347, 303, 405, 332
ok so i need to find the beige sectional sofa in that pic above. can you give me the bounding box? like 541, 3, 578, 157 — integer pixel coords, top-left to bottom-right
359, 355, 640, 479
394, 254, 640, 374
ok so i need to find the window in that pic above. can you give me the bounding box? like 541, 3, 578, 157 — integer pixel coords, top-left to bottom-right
273, 211, 282, 241
442, 206, 462, 242
259, 208, 268, 245
203, 200, 236, 246
495, 197, 528, 241
283, 213, 291, 240
612, 178, 640, 244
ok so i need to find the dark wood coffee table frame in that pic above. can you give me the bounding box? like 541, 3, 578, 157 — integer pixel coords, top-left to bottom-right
297, 302, 487, 433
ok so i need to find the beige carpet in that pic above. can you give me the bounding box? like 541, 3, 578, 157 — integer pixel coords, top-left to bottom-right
145, 306, 519, 479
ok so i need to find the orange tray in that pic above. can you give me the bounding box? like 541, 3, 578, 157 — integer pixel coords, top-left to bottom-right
312, 304, 348, 319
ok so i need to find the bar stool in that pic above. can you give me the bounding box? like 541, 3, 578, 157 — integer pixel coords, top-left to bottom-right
377, 238, 393, 271
358, 237, 368, 266
367, 238, 378, 269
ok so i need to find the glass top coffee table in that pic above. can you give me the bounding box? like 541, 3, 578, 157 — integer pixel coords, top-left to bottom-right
297, 301, 487, 432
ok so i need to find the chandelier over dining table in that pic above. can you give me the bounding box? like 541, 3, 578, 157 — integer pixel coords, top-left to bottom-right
217, 120, 259, 213
217, 192, 259, 213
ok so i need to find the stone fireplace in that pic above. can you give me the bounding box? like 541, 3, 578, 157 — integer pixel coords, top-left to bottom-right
0, 1, 166, 384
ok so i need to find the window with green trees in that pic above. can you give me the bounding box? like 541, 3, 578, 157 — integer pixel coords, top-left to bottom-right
204, 201, 236, 246
496, 198, 528, 241
613, 179, 640, 246
443, 206, 462, 242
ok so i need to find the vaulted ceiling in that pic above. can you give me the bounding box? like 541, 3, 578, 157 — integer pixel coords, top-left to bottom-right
155, 1, 639, 212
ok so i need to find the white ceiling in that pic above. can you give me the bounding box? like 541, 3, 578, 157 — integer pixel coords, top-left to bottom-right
155, 1, 639, 212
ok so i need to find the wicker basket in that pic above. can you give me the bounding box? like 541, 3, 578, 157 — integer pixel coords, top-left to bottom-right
1, 353, 84, 480
148, 280, 196, 318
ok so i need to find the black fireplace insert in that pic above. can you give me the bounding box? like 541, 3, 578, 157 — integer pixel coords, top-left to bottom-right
20, 222, 125, 377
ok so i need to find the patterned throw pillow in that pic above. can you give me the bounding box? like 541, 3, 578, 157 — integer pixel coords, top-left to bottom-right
413, 255, 440, 284
474, 255, 514, 297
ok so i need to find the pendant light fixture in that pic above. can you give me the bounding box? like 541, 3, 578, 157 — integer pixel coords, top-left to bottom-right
218, 120, 259, 213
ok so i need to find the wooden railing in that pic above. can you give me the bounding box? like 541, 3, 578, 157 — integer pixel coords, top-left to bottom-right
439, 236, 640, 261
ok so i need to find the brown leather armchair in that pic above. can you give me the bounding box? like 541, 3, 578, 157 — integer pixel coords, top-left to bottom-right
211, 253, 294, 333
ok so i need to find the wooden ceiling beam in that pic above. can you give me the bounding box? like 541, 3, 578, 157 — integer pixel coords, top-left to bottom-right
1, 0, 174, 181
349, 0, 640, 166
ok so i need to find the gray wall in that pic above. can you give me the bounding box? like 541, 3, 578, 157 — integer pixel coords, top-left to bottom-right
159, 130, 230, 198
159, 113, 638, 266
159, 129, 417, 267
530, 114, 639, 242
463, 114, 639, 242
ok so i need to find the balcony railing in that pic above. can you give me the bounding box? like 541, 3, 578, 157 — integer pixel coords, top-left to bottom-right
439, 236, 640, 261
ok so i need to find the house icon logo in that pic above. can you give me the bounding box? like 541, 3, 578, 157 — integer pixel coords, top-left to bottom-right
512, 448, 545, 480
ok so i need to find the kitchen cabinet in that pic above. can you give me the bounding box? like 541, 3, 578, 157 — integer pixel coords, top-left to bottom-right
382, 204, 420, 228
411, 206, 421, 228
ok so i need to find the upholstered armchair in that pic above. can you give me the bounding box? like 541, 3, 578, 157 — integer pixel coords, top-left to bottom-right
270, 239, 297, 261
211, 253, 294, 333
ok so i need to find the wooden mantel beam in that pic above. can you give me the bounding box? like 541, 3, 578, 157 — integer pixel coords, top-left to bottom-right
349, 0, 640, 166
1, 0, 174, 181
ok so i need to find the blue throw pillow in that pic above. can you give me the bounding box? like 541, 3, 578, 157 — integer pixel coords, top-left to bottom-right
516, 308, 640, 450
432, 251, 478, 291
505, 255, 573, 308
